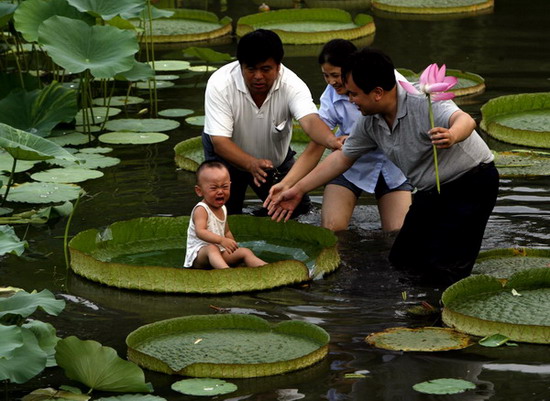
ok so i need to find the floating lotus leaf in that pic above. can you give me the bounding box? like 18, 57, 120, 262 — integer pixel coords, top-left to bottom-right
68, 215, 340, 293
0, 289, 65, 319
174, 129, 328, 172
183, 46, 233, 63
104, 118, 179, 132
38, 16, 139, 79
472, 247, 550, 278
147, 60, 190, 71
31, 168, 104, 183
4, 182, 82, 204
93, 96, 144, 107
98, 132, 169, 145
365, 327, 474, 352
413, 378, 476, 395
135, 80, 174, 89
480, 92, 550, 149
75, 107, 122, 125
171, 378, 237, 396
184, 115, 204, 126
79, 146, 113, 154
133, 9, 232, 43
372, 0, 493, 15
48, 131, 93, 146
397, 68, 485, 98
237, 9, 375, 45
158, 108, 194, 118
0, 151, 37, 173
442, 267, 550, 343
47, 153, 120, 169
187, 65, 218, 72
126, 314, 330, 377
24, 388, 91, 401
154, 74, 179, 81
13, 0, 94, 43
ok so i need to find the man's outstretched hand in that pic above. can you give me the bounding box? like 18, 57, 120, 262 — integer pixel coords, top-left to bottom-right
263, 186, 303, 222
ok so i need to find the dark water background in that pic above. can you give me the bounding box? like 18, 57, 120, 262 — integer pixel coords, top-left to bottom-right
2, 0, 550, 399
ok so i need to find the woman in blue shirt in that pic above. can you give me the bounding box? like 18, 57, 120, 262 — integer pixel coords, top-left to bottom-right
318, 39, 413, 231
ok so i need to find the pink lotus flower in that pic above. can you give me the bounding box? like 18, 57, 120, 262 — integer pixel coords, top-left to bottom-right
399, 64, 458, 193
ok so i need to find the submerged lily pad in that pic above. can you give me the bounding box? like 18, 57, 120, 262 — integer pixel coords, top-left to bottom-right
372, 0, 493, 15
99, 132, 169, 145
126, 314, 330, 377
472, 247, 550, 278
4, 182, 82, 204
68, 215, 340, 293
104, 118, 180, 132
365, 327, 474, 352
237, 9, 375, 44
413, 378, 476, 395
171, 378, 237, 396
442, 267, 550, 343
480, 92, 550, 149
31, 168, 104, 183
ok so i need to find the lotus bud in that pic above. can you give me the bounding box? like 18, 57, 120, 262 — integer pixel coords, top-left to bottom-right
258, 3, 270, 12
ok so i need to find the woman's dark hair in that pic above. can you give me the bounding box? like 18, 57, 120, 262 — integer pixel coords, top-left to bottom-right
317, 39, 357, 67
342, 47, 396, 93
236, 29, 284, 66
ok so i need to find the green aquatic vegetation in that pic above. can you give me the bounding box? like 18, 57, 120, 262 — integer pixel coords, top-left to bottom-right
372, 0, 493, 14
473, 248, 550, 278
31, 168, 104, 184
413, 378, 476, 395
171, 378, 237, 396
5, 182, 82, 204
365, 327, 474, 352
0, 225, 28, 256
493, 150, 550, 177
98, 132, 169, 145
104, 118, 180, 132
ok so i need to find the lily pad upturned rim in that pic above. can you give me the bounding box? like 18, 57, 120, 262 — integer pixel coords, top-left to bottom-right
371, 0, 494, 15
441, 267, 550, 343
472, 247, 550, 278
126, 314, 330, 378
479, 92, 550, 149
492, 149, 550, 177
68, 215, 340, 294
236, 9, 375, 45
365, 327, 474, 352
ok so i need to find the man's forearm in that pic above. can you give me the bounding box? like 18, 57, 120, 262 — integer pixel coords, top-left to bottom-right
210, 136, 255, 170
294, 150, 354, 194
280, 141, 325, 188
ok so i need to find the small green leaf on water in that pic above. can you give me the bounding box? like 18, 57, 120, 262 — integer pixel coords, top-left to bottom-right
344, 373, 367, 379
479, 333, 510, 348
171, 378, 237, 396
413, 378, 476, 395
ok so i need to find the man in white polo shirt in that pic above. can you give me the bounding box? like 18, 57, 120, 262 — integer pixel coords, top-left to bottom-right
202, 29, 340, 215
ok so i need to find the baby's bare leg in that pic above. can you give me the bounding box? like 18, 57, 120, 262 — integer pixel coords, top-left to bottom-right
223, 247, 266, 267
194, 244, 230, 269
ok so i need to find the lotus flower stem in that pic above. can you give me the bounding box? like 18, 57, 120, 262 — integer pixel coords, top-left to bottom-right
427, 95, 441, 194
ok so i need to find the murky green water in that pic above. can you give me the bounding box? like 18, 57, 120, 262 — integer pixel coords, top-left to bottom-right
2, 0, 550, 400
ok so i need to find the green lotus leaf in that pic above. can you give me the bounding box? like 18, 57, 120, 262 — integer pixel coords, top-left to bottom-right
442, 267, 550, 343
372, 0, 493, 15
134, 9, 232, 43
413, 378, 476, 395
473, 248, 550, 278
95, 395, 166, 401
22, 387, 91, 401
4, 182, 82, 204
22, 320, 61, 367
126, 314, 330, 378
154, 74, 180, 81
55, 336, 153, 393
0, 151, 38, 173
0, 225, 28, 256
0, 82, 78, 137
99, 132, 169, 145
13, 0, 93, 43
115, 60, 155, 82
66, 0, 145, 21
79, 146, 113, 154
31, 168, 104, 184
147, 60, 190, 71
47, 131, 92, 146
492, 150, 550, 177
183, 46, 233, 63
68, 215, 340, 293
237, 9, 375, 45
478, 333, 511, 347
0, 3, 17, 28
0, 327, 48, 384
93, 96, 144, 107
171, 378, 237, 396
0, 123, 78, 162
135, 80, 174, 89
365, 327, 474, 352
480, 92, 550, 149
187, 65, 218, 72
0, 324, 23, 359
184, 115, 204, 126
38, 16, 139, 79
46, 152, 120, 169
75, 107, 122, 125
158, 108, 194, 118
104, 118, 179, 132
0, 289, 65, 319
0, 201, 74, 225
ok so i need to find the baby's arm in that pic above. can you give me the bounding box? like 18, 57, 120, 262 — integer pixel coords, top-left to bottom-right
193, 206, 238, 253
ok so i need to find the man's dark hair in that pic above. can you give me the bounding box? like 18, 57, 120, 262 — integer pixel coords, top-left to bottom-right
196, 160, 228, 183
342, 47, 396, 93
317, 39, 357, 67
236, 29, 284, 66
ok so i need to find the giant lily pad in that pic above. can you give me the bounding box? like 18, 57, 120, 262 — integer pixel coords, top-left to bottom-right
480, 92, 550, 149
237, 9, 375, 45
68, 215, 340, 293
132, 9, 232, 43
397, 68, 485, 98
493, 149, 550, 177
365, 327, 474, 352
472, 247, 550, 278
442, 267, 550, 343
371, 0, 493, 15
126, 314, 330, 377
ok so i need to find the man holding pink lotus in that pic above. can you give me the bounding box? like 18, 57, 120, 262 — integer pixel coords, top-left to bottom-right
265, 47, 499, 285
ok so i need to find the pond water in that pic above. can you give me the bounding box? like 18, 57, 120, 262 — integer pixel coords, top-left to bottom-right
2, 0, 550, 400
